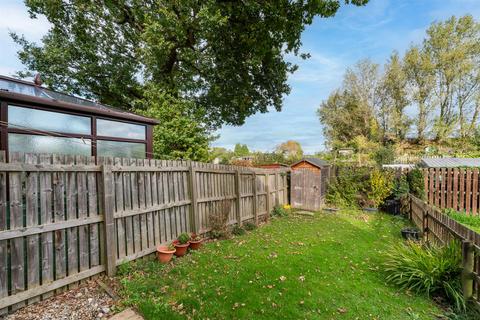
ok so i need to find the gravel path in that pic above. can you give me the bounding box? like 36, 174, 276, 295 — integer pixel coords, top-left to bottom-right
4, 279, 116, 320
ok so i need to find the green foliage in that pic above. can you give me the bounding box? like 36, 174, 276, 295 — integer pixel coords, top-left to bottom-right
318, 15, 480, 154
393, 174, 410, 200
372, 145, 395, 165
407, 168, 425, 199
444, 209, 480, 233
326, 166, 371, 208
177, 232, 190, 245
243, 222, 257, 231
383, 240, 464, 311
136, 87, 213, 160
368, 169, 394, 207
233, 144, 250, 157
14, 1, 367, 129
275, 140, 303, 162
271, 205, 289, 217
232, 225, 246, 236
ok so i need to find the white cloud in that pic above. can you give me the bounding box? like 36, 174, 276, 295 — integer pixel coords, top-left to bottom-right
0, 2, 50, 40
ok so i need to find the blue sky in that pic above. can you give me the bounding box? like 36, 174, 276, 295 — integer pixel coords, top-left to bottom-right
1, 0, 479, 154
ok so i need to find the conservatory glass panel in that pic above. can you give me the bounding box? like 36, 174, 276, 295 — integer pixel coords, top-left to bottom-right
8, 134, 91, 156
96, 118, 145, 140
97, 140, 146, 158
8, 105, 91, 134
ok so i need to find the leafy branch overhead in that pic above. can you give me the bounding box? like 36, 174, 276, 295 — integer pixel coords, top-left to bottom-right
13, 0, 368, 129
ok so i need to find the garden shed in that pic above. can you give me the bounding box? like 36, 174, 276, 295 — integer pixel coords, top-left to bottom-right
0, 75, 158, 159
290, 158, 330, 211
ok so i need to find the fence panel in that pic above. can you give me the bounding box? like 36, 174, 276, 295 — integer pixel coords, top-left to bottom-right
423, 168, 480, 215
409, 194, 480, 304
0, 152, 289, 312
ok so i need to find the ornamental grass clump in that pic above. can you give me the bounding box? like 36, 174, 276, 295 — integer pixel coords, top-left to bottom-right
383, 240, 464, 311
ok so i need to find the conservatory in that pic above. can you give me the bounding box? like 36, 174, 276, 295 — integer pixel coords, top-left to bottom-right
0, 75, 158, 159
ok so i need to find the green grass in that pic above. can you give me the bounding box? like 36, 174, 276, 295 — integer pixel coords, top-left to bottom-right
445, 209, 480, 233
116, 211, 442, 319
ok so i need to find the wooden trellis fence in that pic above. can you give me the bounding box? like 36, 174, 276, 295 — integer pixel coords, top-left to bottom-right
422, 167, 480, 215
408, 194, 480, 304
0, 152, 289, 313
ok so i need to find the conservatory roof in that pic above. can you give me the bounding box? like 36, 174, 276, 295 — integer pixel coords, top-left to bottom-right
0, 75, 158, 125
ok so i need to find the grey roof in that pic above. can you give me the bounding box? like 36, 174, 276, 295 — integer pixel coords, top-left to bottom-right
419, 157, 480, 168
293, 157, 330, 168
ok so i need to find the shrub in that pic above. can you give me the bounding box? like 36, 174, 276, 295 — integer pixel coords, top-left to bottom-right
407, 168, 425, 199
383, 240, 464, 311
243, 222, 257, 231
271, 205, 289, 217
208, 200, 232, 239
177, 233, 190, 244
392, 174, 409, 200
367, 169, 394, 207
232, 225, 246, 236
372, 145, 395, 165
326, 166, 371, 208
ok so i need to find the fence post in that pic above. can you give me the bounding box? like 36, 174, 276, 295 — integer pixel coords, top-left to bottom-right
461, 240, 474, 300
275, 172, 280, 206
235, 170, 242, 226
253, 172, 258, 225
188, 163, 198, 234
266, 173, 271, 217
101, 164, 116, 277
422, 208, 429, 242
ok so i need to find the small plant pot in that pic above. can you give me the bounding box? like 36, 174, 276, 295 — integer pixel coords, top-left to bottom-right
173, 241, 190, 257
401, 228, 420, 241
189, 239, 203, 250
156, 246, 176, 264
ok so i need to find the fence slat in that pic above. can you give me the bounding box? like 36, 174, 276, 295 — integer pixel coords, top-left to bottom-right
0, 152, 7, 315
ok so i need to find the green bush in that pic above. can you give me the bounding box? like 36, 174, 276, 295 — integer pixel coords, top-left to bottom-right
326, 166, 371, 208
393, 174, 410, 200
383, 240, 464, 311
372, 145, 395, 165
271, 205, 289, 217
243, 222, 257, 231
232, 225, 246, 236
367, 169, 394, 207
407, 168, 425, 199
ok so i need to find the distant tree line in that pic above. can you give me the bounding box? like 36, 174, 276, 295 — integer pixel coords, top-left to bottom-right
318, 15, 480, 154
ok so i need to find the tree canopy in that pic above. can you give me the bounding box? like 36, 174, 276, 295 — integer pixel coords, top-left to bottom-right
14, 0, 368, 130
318, 15, 480, 154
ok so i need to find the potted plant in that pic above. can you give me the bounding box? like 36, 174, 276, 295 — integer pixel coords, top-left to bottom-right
156, 243, 176, 264
173, 232, 190, 256
189, 233, 203, 250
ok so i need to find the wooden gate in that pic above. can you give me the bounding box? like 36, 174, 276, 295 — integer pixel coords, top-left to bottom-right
291, 168, 323, 211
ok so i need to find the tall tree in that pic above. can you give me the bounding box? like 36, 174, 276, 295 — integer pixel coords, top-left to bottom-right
13, 0, 368, 129
276, 140, 303, 160
423, 15, 480, 141
233, 144, 250, 157
403, 45, 435, 142
378, 51, 410, 141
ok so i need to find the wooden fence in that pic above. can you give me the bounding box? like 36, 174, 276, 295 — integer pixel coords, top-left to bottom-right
422, 167, 480, 215
408, 194, 480, 304
0, 152, 288, 313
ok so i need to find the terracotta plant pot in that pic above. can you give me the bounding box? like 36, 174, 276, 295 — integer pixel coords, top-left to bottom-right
189, 239, 203, 250
156, 246, 176, 264
173, 241, 190, 257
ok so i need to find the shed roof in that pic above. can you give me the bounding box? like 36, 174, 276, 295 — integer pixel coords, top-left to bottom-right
419, 157, 480, 168
292, 157, 330, 168
0, 75, 159, 125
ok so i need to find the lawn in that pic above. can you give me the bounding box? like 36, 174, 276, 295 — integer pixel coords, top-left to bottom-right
116, 210, 442, 319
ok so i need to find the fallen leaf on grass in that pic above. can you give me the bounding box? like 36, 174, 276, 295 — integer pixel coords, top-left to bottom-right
337, 307, 347, 314
279, 276, 286, 282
